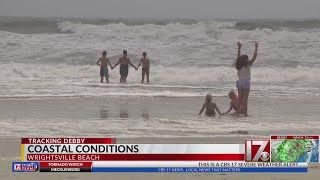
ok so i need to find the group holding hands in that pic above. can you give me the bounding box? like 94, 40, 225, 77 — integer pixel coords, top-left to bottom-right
96, 50, 150, 84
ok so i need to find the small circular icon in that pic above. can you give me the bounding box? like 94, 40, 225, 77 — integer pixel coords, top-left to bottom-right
29, 163, 39, 171
260, 152, 270, 161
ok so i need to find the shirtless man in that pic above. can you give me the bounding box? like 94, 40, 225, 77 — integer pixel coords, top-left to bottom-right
112, 50, 137, 83
96, 51, 112, 83
137, 52, 150, 83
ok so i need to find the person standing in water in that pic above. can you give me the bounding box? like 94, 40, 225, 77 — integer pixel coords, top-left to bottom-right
235, 41, 259, 116
112, 50, 137, 83
96, 51, 112, 83
137, 52, 150, 83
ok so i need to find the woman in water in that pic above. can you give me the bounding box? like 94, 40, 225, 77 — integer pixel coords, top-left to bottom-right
235, 41, 259, 116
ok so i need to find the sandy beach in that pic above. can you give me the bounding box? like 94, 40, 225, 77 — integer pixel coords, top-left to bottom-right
1, 96, 319, 179
0, 137, 319, 180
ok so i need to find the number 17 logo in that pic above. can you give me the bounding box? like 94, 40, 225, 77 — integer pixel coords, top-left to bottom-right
14, 164, 21, 170
245, 140, 270, 162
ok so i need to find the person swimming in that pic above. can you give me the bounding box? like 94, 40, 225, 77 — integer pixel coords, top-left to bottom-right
199, 94, 222, 117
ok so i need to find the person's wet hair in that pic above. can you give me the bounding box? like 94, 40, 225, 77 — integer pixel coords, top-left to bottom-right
143, 52, 147, 56
102, 51, 107, 56
205, 94, 212, 103
123, 50, 127, 54
228, 90, 236, 99
236, 54, 249, 70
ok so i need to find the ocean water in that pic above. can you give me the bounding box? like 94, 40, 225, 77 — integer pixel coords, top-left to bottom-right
0, 17, 319, 137
0, 96, 319, 137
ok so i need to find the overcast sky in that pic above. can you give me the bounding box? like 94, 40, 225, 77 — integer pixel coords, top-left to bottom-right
0, 0, 320, 19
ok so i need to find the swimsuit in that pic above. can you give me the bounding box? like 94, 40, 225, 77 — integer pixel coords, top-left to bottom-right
236, 66, 251, 90
205, 103, 215, 116
100, 66, 109, 78
142, 67, 149, 73
120, 64, 129, 77
205, 111, 215, 117
236, 79, 251, 90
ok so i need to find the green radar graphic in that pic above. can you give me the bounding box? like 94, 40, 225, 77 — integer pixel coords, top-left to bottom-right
271, 139, 319, 162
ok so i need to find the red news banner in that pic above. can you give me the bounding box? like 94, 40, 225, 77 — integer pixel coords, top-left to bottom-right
21, 138, 116, 144
39, 162, 92, 172
21, 138, 245, 161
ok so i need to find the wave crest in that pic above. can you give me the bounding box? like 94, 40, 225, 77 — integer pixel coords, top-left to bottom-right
1, 63, 318, 85
2, 17, 320, 34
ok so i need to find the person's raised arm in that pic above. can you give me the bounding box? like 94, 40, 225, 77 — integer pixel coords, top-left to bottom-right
199, 103, 206, 115
233, 42, 242, 67
96, 58, 101, 66
249, 42, 259, 66
237, 42, 242, 59
214, 103, 222, 116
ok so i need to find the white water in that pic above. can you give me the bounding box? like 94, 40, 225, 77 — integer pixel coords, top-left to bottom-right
0, 62, 319, 98
0, 20, 319, 98
1, 18, 320, 138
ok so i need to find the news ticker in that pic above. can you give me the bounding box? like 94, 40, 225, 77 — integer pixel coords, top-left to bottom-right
12, 161, 308, 173
20, 136, 319, 163
12, 136, 320, 173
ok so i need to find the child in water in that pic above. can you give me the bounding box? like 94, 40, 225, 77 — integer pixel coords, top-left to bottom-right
223, 90, 242, 115
199, 94, 222, 117
137, 52, 150, 83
